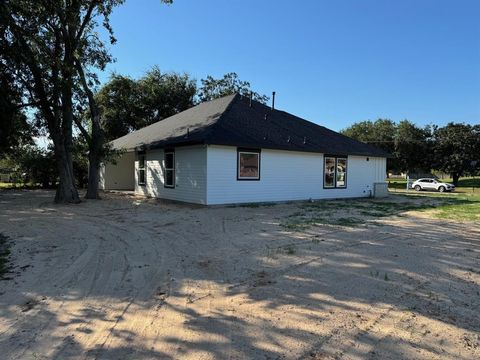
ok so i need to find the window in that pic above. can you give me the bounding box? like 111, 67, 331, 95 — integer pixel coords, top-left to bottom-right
324, 157, 336, 188
164, 151, 175, 188
324, 156, 347, 188
237, 149, 260, 180
138, 154, 146, 185
336, 158, 347, 188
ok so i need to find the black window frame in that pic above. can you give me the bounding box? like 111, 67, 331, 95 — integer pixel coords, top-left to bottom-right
138, 152, 146, 186
323, 155, 348, 189
237, 148, 261, 181
164, 149, 175, 188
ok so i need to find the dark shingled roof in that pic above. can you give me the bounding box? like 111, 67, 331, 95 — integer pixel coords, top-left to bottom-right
111, 93, 389, 157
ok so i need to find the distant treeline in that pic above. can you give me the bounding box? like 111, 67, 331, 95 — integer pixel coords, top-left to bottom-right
341, 120, 480, 184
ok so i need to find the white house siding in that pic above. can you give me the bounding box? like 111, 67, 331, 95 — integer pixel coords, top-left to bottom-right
99, 152, 135, 190
135, 145, 207, 204
206, 145, 386, 205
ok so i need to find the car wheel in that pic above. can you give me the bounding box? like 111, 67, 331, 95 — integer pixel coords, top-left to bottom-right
414, 185, 421, 191
439, 186, 445, 192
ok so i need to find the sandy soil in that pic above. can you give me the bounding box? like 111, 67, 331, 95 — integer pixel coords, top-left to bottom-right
0, 190, 478, 360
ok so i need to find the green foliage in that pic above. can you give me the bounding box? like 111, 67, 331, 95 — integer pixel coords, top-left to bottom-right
0, 73, 34, 155
431, 123, 480, 184
342, 120, 479, 179
341, 119, 396, 155
395, 120, 431, 172
15, 146, 57, 188
198, 72, 269, 104
97, 67, 197, 141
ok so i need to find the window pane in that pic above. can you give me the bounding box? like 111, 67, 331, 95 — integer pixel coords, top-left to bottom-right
324, 157, 335, 187
139, 169, 145, 184
336, 158, 347, 187
139, 155, 145, 169
165, 169, 174, 187
165, 153, 174, 169
239, 152, 259, 178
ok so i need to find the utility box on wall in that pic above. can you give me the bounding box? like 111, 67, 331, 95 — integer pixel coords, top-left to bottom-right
373, 182, 389, 198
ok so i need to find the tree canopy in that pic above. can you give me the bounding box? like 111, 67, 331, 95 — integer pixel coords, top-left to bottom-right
342, 119, 479, 183
431, 123, 480, 184
97, 67, 197, 141
198, 72, 269, 104
0, 72, 34, 155
0, 0, 172, 202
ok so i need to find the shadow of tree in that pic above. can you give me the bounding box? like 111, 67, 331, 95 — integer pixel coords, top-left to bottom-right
0, 190, 478, 359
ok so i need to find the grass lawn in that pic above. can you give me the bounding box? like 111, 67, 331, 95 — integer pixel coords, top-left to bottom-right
387, 176, 480, 194
282, 186, 480, 230
0, 182, 39, 189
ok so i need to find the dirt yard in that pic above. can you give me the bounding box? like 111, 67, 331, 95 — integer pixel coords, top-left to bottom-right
0, 190, 478, 360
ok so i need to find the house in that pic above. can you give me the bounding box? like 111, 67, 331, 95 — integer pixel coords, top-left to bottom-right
99, 94, 389, 205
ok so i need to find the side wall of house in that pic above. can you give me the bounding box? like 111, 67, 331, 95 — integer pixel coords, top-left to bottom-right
99, 151, 135, 190
206, 145, 386, 205
135, 145, 207, 204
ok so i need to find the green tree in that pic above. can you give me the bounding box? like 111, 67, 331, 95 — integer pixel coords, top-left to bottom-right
198, 72, 269, 104
432, 123, 480, 185
341, 119, 397, 170
1, 1, 112, 202
97, 67, 197, 141
1, 0, 172, 202
0, 73, 34, 155
16, 146, 57, 188
394, 120, 431, 173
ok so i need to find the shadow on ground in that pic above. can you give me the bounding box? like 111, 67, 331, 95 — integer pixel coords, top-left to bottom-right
0, 190, 478, 359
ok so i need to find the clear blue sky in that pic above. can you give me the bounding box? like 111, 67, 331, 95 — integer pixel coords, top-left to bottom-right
102, 0, 480, 131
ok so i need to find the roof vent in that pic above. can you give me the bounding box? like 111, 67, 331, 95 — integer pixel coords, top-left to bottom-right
272, 91, 276, 110
264, 114, 268, 121
186, 127, 190, 138
249, 91, 253, 107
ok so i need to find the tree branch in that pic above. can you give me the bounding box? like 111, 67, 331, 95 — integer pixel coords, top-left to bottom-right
75, 0, 98, 47
73, 115, 91, 143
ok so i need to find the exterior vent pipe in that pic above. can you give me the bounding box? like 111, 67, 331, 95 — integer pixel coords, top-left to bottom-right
271, 91, 276, 110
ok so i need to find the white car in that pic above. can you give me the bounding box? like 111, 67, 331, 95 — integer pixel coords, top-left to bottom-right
412, 178, 455, 192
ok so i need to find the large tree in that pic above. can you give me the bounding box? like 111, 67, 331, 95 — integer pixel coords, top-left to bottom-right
198, 72, 269, 104
341, 119, 436, 173
0, 72, 34, 155
1, 1, 172, 202
432, 123, 480, 185
97, 67, 197, 142
341, 119, 398, 170
394, 120, 431, 173
0, 1, 115, 202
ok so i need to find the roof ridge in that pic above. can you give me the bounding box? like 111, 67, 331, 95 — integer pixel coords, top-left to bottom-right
204, 93, 241, 143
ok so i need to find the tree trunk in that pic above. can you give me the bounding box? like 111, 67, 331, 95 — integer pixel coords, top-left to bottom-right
53, 139, 80, 203
54, 62, 80, 204
85, 149, 101, 199
85, 114, 103, 200
452, 173, 460, 186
